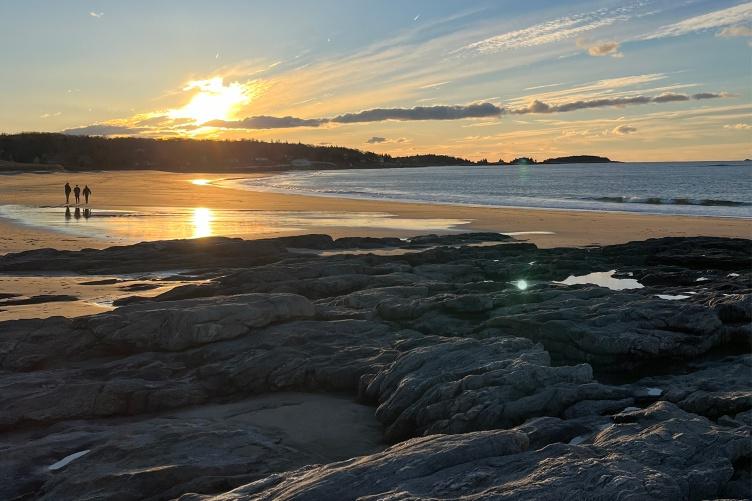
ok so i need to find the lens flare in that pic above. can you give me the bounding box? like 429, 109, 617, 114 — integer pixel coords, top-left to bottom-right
515, 279, 529, 290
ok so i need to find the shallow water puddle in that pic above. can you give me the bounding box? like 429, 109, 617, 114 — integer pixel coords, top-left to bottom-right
554, 270, 644, 291
48, 450, 90, 471
0, 205, 471, 243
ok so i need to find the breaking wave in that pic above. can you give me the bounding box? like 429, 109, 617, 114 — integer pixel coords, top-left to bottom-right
586, 196, 751, 207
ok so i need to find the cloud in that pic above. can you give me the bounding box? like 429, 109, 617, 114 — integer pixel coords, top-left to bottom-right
332, 103, 502, 123
642, 2, 752, 40
460, 8, 629, 54
577, 39, 623, 57
524, 82, 566, 91
62, 124, 144, 136
205, 115, 326, 129
419, 81, 451, 90
509, 91, 731, 114
692, 92, 732, 100
652, 92, 690, 103
612, 125, 637, 135
366, 136, 409, 144
89, 11, 104, 18
134, 115, 195, 127
717, 25, 752, 37
724, 123, 752, 129
205, 103, 501, 130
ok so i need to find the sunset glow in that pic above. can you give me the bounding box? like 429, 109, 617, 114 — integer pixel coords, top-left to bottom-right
169, 78, 251, 125
4, 1, 751, 160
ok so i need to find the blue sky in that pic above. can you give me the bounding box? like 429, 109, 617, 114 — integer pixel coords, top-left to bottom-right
1, 0, 750, 160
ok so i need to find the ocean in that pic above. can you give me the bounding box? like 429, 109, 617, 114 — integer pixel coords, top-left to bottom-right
226, 162, 752, 219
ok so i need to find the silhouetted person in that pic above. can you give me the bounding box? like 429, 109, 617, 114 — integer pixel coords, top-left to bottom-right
64, 182, 71, 205
65, 206, 72, 220
74, 207, 81, 219
83, 185, 91, 204
83, 208, 91, 219
73, 185, 81, 205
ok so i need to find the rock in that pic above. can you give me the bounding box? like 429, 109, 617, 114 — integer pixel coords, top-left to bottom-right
86, 293, 316, 351
1, 234, 750, 499
0, 237, 290, 274
361, 336, 632, 441
482, 286, 737, 369
1, 393, 385, 501
333, 236, 404, 249
636, 355, 752, 419
180, 402, 750, 501
0, 294, 78, 306
0, 317, 398, 429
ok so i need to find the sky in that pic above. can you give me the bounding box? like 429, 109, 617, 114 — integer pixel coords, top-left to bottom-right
1, 0, 750, 161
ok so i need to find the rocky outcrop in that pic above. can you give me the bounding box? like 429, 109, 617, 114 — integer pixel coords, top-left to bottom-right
0, 235, 749, 500
361, 336, 633, 441
87, 293, 316, 351
181, 402, 750, 501
0, 393, 385, 501
636, 355, 752, 423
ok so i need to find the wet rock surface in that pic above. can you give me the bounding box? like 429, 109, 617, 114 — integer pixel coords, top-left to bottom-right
0, 234, 749, 500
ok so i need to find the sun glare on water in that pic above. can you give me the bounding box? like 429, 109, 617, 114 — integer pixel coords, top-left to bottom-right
192, 207, 213, 238
191, 179, 211, 186
170, 77, 251, 125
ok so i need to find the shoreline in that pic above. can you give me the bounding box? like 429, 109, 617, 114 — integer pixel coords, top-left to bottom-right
216, 176, 752, 220
0, 169, 749, 254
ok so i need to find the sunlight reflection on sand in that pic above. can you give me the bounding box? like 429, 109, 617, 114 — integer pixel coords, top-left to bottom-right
0, 205, 471, 244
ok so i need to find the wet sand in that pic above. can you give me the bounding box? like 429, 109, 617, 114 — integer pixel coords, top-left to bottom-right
0, 272, 207, 321
0, 170, 749, 254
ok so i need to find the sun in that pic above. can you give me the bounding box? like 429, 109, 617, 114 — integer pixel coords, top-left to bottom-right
169, 77, 251, 125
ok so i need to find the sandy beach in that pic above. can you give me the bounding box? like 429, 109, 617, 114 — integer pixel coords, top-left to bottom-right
0, 170, 748, 254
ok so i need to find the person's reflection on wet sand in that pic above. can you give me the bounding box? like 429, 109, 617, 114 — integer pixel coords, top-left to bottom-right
83, 208, 91, 219
74, 207, 81, 219
65, 206, 72, 220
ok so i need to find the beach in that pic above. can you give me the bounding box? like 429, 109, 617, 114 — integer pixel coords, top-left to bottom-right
0, 169, 749, 254
0, 170, 749, 499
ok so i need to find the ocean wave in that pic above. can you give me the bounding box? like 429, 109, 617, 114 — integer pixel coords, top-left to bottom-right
585, 196, 751, 207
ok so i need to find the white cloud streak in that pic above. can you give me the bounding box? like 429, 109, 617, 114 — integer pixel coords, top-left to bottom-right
458, 4, 642, 54
642, 2, 752, 39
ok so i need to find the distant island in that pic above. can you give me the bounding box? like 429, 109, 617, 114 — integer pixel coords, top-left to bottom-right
0, 133, 615, 172
541, 155, 617, 164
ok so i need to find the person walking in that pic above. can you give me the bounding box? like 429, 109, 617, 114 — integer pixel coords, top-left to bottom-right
64, 182, 72, 205
73, 184, 81, 205
83, 185, 91, 204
